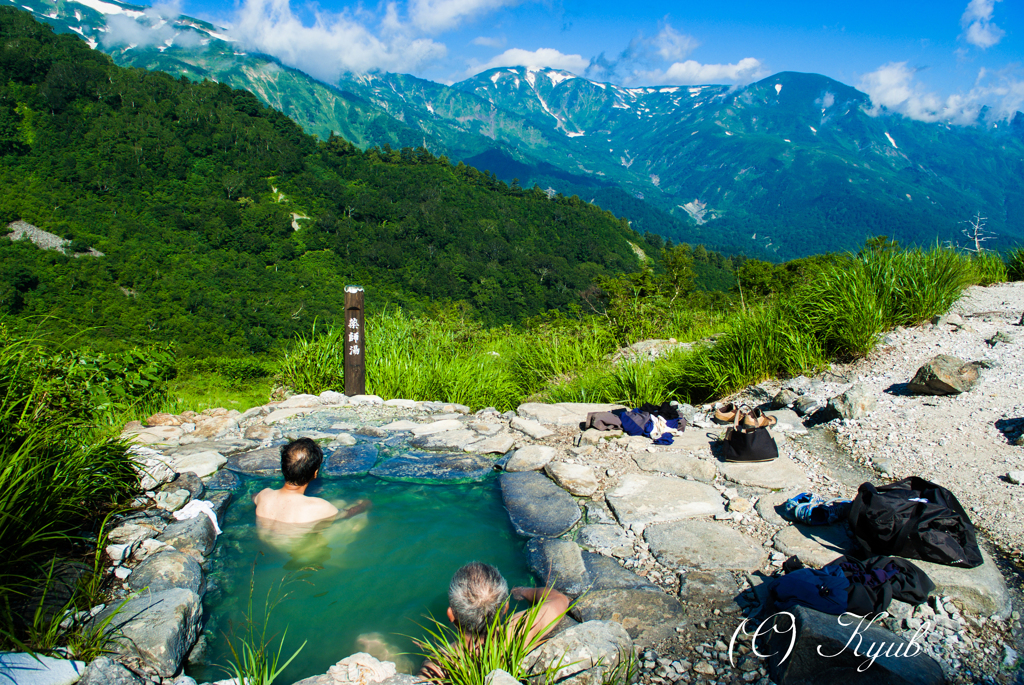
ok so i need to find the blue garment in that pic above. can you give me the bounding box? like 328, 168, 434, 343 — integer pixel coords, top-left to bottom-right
769, 566, 850, 615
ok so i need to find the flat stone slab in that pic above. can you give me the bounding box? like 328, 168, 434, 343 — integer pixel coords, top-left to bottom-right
571, 588, 685, 647
765, 605, 945, 685
632, 452, 717, 482
171, 451, 226, 478
661, 429, 717, 452
764, 408, 807, 434
646, 520, 765, 571
164, 439, 257, 457
772, 524, 856, 567
99, 588, 202, 677
911, 547, 1012, 618
383, 398, 420, 408
517, 402, 625, 427
0, 652, 86, 685
718, 455, 810, 490
500, 471, 581, 538
410, 419, 464, 437
545, 462, 599, 496
370, 452, 495, 483
582, 552, 659, 593
226, 447, 280, 474
504, 445, 556, 472
510, 416, 555, 440
380, 420, 419, 431
408, 429, 482, 452
754, 489, 808, 527
472, 434, 516, 455
324, 444, 380, 476
526, 537, 589, 596
677, 570, 742, 610
264, 407, 314, 424
605, 474, 724, 527
577, 524, 633, 558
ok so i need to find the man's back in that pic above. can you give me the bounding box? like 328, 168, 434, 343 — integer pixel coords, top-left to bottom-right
254, 487, 339, 524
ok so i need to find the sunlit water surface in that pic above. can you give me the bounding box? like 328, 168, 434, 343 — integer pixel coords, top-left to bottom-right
188, 474, 531, 684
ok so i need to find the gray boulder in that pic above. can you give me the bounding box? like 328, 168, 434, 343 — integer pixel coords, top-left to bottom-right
581, 552, 658, 593
544, 462, 599, 496
677, 570, 742, 611
911, 547, 1012, 618
156, 515, 217, 559
100, 588, 202, 678
500, 472, 581, 538
203, 468, 241, 491
226, 447, 280, 474
324, 444, 381, 476
764, 605, 945, 684
128, 549, 205, 596
77, 657, 146, 685
828, 384, 877, 420
792, 395, 824, 416
521, 620, 632, 685
907, 355, 980, 395
505, 446, 556, 471
485, 669, 520, 685
772, 388, 799, 408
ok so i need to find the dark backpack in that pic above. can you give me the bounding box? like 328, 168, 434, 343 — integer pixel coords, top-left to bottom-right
848, 477, 983, 568
831, 555, 935, 616
769, 566, 849, 614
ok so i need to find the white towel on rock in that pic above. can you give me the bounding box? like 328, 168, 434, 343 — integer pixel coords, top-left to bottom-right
172, 499, 221, 535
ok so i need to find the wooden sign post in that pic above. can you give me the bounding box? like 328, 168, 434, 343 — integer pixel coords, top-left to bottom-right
344, 286, 365, 396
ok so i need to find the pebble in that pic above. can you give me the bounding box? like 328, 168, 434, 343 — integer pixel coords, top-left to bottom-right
1007, 471, 1024, 485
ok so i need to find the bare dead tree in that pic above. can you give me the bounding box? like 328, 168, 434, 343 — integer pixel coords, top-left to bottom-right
961, 213, 991, 253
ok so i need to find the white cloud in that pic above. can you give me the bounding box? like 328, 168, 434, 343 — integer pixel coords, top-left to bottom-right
468, 47, 589, 75
231, 0, 446, 82
654, 24, 698, 62
640, 57, 767, 85
408, 0, 525, 33
859, 61, 1024, 124
472, 35, 505, 48
101, 1, 188, 48
961, 0, 1004, 49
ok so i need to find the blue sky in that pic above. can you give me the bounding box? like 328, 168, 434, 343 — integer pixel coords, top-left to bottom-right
168, 0, 1023, 122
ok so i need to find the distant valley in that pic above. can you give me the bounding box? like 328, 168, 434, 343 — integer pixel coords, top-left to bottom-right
6, 0, 1024, 259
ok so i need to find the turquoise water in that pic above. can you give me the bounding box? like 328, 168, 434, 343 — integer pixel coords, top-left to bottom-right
189, 474, 532, 684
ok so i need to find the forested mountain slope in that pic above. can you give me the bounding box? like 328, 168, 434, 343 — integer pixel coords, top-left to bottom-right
0, 8, 644, 354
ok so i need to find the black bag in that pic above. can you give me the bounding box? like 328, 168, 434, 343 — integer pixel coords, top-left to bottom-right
848, 477, 983, 568
830, 555, 935, 616
722, 424, 778, 463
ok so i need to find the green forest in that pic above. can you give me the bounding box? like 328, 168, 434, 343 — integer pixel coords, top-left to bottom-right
0, 8, 750, 356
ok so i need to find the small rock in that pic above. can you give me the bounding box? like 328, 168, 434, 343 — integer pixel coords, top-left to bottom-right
504, 445, 557, 472
772, 388, 799, 409
827, 384, 876, 420
510, 416, 555, 440
792, 396, 823, 416
545, 462, 599, 496
1006, 471, 1024, 485
987, 331, 1013, 346
907, 355, 980, 395
692, 660, 715, 675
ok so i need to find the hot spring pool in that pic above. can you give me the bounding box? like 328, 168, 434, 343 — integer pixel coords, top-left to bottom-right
188, 473, 532, 684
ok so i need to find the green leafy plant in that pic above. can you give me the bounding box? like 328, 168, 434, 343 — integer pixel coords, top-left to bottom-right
413, 589, 572, 685
222, 563, 307, 685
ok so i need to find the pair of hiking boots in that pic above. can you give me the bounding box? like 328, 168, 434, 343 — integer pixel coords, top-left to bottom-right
713, 402, 777, 429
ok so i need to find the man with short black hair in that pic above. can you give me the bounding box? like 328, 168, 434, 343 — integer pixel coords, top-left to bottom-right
254, 438, 368, 524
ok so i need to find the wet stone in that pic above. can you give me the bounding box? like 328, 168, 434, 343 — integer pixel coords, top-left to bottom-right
408, 429, 482, 452
324, 444, 381, 476
156, 515, 217, 559
370, 452, 496, 484
500, 471, 581, 538
226, 447, 280, 474
203, 468, 241, 492
129, 549, 205, 596
526, 537, 589, 597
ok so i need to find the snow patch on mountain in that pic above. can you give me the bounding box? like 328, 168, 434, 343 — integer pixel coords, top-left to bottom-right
72, 0, 143, 19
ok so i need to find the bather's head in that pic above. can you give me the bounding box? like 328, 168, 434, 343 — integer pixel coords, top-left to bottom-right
447, 562, 509, 635
280, 438, 323, 486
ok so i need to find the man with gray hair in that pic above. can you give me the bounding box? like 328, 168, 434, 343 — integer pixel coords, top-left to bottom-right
420, 562, 569, 679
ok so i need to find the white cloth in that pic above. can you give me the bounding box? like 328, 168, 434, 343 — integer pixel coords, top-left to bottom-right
172, 499, 222, 535
648, 414, 681, 442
